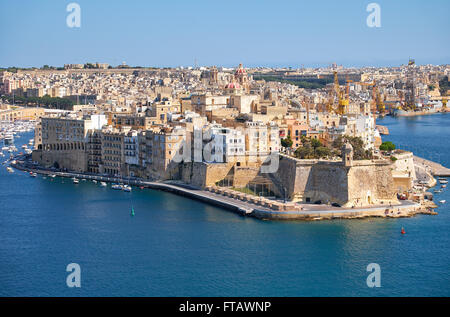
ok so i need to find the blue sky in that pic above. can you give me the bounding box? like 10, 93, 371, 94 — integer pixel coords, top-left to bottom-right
0, 0, 449, 68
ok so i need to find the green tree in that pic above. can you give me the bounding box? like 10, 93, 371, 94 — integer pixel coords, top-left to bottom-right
379, 141, 396, 152
294, 144, 313, 159
281, 136, 293, 148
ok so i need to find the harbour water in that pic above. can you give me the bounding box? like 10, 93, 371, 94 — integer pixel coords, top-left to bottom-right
1, 114, 450, 296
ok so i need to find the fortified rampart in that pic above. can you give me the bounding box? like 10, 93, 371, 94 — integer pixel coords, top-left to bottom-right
272, 155, 398, 207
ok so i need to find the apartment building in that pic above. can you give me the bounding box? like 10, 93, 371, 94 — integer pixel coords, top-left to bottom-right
33, 114, 107, 172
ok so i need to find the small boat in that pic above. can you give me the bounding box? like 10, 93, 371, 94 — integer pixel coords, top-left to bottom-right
6, 167, 13, 173
100, 182, 107, 187
111, 184, 122, 190
440, 200, 446, 204
50, 174, 56, 178
72, 178, 79, 184
92, 180, 97, 184
442, 185, 447, 188
130, 206, 135, 217
401, 227, 406, 235
123, 185, 132, 192
30, 172, 37, 177
440, 180, 448, 184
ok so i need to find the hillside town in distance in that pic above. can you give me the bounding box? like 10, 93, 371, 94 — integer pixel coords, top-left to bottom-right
1, 61, 449, 220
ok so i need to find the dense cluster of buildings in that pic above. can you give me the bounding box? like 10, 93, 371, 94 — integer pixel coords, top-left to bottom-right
1, 62, 448, 207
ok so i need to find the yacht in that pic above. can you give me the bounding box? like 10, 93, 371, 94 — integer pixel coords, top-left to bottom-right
439, 179, 448, 184
100, 182, 107, 187
439, 200, 446, 204
123, 185, 132, 192
72, 178, 79, 184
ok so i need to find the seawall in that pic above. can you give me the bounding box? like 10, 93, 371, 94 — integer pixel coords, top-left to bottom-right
10, 161, 434, 221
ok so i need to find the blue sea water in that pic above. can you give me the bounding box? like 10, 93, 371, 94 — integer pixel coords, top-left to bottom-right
0, 114, 449, 297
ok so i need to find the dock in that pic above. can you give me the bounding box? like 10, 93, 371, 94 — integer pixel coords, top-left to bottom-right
414, 156, 450, 177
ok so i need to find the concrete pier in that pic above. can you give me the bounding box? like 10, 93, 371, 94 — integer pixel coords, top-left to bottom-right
414, 156, 450, 177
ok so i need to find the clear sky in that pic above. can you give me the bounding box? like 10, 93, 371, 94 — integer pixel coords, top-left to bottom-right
0, 0, 449, 68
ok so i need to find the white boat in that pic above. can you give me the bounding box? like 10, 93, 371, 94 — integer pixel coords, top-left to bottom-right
21, 145, 27, 149
50, 174, 56, 178
111, 184, 123, 190
440, 180, 448, 184
123, 185, 132, 192
30, 172, 37, 177
92, 180, 97, 184
439, 200, 446, 204
100, 182, 107, 187
6, 167, 13, 173
1, 147, 8, 151
72, 178, 79, 184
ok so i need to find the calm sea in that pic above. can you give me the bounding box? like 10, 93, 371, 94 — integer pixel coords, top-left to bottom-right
1, 114, 449, 296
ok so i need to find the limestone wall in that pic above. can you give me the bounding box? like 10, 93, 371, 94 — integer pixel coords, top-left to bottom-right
35, 149, 87, 172
346, 162, 398, 207
273, 155, 398, 207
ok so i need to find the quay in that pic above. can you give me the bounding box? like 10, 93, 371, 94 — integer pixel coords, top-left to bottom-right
414, 156, 450, 177
9, 158, 434, 221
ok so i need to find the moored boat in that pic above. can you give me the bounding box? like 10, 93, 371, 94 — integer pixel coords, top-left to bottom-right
111, 183, 122, 190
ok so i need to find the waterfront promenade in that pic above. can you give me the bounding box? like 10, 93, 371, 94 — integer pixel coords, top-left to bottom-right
9, 158, 432, 221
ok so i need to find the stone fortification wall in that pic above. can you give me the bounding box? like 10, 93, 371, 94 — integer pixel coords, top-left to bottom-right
274, 155, 398, 207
